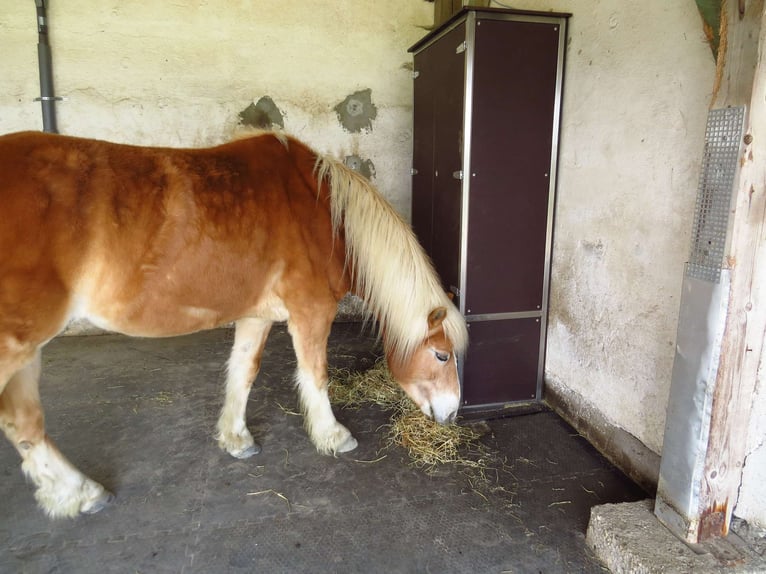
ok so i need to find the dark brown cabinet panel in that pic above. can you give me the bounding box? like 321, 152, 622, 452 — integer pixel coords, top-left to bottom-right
409, 8, 569, 411
462, 318, 542, 405
412, 22, 466, 296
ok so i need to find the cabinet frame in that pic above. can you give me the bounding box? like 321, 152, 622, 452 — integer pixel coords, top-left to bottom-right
409, 8, 569, 412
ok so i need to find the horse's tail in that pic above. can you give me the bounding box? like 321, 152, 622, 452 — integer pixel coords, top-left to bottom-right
314, 155, 468, 363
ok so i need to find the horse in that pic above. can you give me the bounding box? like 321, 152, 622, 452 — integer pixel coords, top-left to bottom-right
0, 130, 468, 518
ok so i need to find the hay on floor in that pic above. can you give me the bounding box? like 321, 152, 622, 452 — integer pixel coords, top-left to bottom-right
328, 360, 402, 410
386, 405, 486, 471
329, 359, 488, 473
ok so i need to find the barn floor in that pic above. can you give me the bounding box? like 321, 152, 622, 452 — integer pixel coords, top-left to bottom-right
0, 324, 646, 573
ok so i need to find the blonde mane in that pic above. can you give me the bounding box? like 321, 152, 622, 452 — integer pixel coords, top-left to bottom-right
315, 155, 468, 364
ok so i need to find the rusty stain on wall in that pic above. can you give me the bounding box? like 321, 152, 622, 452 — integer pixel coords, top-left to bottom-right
344, 154, 376, 180
239, 96, 285, 129
334, 89, 377, 133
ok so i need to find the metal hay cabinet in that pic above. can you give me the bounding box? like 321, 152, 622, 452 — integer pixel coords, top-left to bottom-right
409, 8, 569, 412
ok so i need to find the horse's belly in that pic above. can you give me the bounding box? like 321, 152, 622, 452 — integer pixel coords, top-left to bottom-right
249, 293, 290, 322
70, 289, 290, 337
71, 301, 227, 337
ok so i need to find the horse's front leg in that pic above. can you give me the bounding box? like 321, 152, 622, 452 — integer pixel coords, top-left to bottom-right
216, 317, 272, 459
288, 312, 357, 455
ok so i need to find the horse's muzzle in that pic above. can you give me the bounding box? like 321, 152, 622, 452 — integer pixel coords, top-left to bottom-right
433, 407, 458, 425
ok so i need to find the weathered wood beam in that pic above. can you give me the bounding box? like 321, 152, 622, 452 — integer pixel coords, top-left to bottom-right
712, 0, 762, 109
699, 0, 766, 540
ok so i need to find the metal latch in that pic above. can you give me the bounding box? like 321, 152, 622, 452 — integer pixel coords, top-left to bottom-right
452, 170, 463, 180
411, 70, 420, 79
410, 168, 419, 176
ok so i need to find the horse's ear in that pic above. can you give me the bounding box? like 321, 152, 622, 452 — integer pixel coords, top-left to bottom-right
428, 307, 447, 330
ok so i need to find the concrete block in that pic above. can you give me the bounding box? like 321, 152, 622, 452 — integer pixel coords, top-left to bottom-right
586, 499, 766, 573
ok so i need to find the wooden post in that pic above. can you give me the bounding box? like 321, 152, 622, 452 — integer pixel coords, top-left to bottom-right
655, 0, 765, 544
698, 0, 766, 540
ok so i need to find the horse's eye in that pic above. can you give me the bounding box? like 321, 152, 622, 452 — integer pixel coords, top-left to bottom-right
434, 351, 450, 363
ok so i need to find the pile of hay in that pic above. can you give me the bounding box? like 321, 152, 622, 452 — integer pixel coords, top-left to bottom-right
329, 359, 489, 472
328, 361, 402, 411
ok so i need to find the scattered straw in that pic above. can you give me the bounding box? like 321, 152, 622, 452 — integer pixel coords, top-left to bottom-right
582, 485, 597, 496
126, 391, 175, 411
274, 401, 301, 416
282, 448, 290, 468
329, 359, 491, 474
352, 455, 388, 464
247, 468, 265, 479
149, 391, 174, 406
246, 489, 291, 511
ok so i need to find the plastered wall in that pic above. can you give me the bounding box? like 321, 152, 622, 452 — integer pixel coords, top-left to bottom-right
0, 0, 433, 218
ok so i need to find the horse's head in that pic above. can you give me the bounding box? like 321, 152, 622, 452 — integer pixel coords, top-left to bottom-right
387, 307, 461, 425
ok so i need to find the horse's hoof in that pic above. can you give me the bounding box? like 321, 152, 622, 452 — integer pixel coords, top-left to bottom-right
232, 443, 262, 459
80, 491, 115, 515
336, 435, 358, 453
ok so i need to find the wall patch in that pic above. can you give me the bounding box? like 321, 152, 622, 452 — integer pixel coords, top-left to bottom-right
344, 155, 376, 180
239, 96, 285, 129
334, 89, 377, 133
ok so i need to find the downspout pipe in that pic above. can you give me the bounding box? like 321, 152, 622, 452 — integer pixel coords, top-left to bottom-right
35, 0, 59, 133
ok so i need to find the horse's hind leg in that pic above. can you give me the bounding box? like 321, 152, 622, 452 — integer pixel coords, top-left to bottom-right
288, 308, 357, 455
0, 348, 113, 518
217, 317, 272, 459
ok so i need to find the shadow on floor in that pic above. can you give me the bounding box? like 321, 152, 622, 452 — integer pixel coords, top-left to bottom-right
0, 324, 645, 573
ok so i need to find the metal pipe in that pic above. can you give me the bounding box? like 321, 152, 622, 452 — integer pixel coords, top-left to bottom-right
35, 0, 58, 133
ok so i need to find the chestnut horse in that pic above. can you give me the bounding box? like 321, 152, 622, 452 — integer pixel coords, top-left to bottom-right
0, 131, 468, 518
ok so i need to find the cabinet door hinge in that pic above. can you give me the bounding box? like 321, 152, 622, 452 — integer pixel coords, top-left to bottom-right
452, 170, 463, 180
411, 70, 420, 79
456, 41, 466, 54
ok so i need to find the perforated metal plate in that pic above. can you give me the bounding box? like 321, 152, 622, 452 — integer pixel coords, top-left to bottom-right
686, 106, 745, 283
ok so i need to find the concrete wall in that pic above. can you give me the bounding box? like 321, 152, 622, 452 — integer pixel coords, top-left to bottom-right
0, 0, 432, 218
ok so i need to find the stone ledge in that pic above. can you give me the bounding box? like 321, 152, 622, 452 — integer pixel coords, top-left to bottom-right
586, 499, 766, 573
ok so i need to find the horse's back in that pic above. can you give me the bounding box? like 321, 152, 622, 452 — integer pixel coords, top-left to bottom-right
0, 131, 348, 342
0, 131, 170, 288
